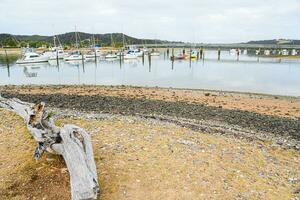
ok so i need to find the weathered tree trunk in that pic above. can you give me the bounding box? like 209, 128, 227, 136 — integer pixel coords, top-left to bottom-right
0, 96, 99, 200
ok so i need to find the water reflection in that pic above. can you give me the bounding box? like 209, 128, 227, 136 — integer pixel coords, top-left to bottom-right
0, 51, 300, 96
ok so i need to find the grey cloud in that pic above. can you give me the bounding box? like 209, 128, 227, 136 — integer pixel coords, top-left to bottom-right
0, 0, 299, 42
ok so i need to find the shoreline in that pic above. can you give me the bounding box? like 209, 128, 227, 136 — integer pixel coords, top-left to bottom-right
1, 85, 299, 149
1, 84, 299, 99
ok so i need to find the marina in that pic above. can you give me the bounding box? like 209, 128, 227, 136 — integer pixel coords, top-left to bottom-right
1, 49, 300, 96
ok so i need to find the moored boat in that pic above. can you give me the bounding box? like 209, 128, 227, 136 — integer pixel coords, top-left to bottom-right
64, 51, 84, 61
105, 52, 118, 59
16, 52, 49, 64
124, 50, 138, 59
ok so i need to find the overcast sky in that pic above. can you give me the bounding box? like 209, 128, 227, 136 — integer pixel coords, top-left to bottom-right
1, 0, 299, 43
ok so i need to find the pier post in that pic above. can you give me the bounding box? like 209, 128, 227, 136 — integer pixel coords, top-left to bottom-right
56, 50, 59, 66
119, 53, 122, 68
197, 50, 199, 60
94, 49, 97, 63
200, 48, 203, 59
217, 48, 221, 61
237, 49, 240, 61
142, 51, 145, 65
4, 49, 10, 77
148, 53, 151, 71
4, 49, 9, 68
202, 50, 205, 65
172, 48, 174, 60
167, 48, 169, 57
189, 47, 192, 68
81, 51, 85, 70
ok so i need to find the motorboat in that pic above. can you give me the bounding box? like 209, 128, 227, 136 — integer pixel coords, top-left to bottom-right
124, 50, 138, 59
171, 53, 188, 60
291, 49, 298, 56
16, 52, 49, 64
84, 49, 103, 59
133, 49, 144, 57
281, 49, 289, 56
105, 52, 118, 59
64, 51, 84, 61
190, 50, 197, 59
264, 50, 270, 56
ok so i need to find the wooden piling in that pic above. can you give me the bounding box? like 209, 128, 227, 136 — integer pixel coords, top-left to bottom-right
4, 49, 9, 68
172, 48, 174, 60
217, 48, 221, 61
119, 53, 122, 68
148, 53, 151, 72
56, 50, 59, 66
81, 51, 85, 71
5, 49, 10, 77
200, 48, 203, 59
189, 47, 192, 68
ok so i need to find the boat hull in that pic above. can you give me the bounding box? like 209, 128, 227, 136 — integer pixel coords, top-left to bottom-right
16, 58, 49, 64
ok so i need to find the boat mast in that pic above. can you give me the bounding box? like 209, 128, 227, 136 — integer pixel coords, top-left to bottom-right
75, 26, 78, 50
53, 36, 56, 48
122, 33, 125, 49
110, 33, 114, 48
93, 34, 96, 49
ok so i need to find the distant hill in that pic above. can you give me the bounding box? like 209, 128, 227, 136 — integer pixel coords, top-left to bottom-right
246, 39, 300, 45
0, 32, 181, 48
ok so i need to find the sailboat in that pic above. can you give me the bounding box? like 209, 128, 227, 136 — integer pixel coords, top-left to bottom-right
64, 27, 84, 61
84, 35, 103, 60
116, 33, 126, 56
47, 35, 67, 60
150, 38, 160, 56
105, 33, 117, 59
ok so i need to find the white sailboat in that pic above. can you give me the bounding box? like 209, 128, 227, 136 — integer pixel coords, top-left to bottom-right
64, 27, 84, 61
105, 34, 117, 59
64, 51, 84, 61
84, 35, 103, 60
105, 52, 118, 59
150, 38, 160, 56
45, 36, 67, 60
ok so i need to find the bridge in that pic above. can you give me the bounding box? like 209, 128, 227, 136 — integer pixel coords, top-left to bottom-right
135, 43, 300, 50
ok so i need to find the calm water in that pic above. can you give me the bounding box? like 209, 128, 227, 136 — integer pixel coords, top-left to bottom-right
1, 50, 300, 96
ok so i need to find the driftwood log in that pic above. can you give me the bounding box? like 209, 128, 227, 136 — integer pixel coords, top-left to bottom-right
0, 96, 99, 200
